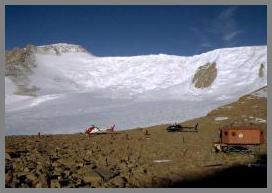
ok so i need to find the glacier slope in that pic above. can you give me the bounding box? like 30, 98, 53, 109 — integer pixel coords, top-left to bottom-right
5, 45, 267, 135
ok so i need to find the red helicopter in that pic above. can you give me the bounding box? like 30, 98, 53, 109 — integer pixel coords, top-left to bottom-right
85, 124, 115, 137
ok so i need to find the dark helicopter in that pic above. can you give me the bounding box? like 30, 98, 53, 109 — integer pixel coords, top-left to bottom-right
166, 123, 199, 132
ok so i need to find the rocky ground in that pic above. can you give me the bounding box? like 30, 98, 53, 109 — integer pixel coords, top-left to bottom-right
5, 90, 267, 188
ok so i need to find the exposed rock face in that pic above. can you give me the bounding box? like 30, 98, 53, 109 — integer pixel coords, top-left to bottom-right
5, 44, 37, 76
5, 44, 39, 96
259, 63, 265, 78
35, 43, 88, 55
5, 43, 89, 96
192, 62, 217, 88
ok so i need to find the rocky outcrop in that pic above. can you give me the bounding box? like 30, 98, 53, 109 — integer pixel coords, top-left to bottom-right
35, 43, 88, 55
5, 43, 90, 96
259, 63, 265, 78
5, 44, 39, 96
192, 62, 217, 88
5, 44, 37, 77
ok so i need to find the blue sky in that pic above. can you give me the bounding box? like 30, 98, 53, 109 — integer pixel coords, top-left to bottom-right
5, 5, 267, 56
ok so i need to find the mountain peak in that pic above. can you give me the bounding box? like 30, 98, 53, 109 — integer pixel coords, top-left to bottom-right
36, 43, 91, 55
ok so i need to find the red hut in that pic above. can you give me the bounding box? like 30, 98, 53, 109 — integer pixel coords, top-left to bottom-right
219, 127, 265, 145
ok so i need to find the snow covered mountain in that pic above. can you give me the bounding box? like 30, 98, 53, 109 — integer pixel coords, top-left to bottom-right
5, 43, 267, 135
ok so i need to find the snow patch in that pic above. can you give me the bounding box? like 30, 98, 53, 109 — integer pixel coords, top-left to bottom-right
251, 87, 267, 98
30, 95, 61, 107
255, 118, 266, 123
153, 160, 172, 163
214, 117, 229, 121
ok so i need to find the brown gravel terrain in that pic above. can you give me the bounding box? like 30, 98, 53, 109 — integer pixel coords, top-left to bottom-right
5, 91, 267, 188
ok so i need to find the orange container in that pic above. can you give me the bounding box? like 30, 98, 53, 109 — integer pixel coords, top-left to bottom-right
220, 128, 264, 145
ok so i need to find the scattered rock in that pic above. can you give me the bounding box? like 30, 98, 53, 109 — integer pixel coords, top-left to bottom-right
152, 176, 172, 187
63, 170, 70, 178
83, 174, 101, 187
20, 183, 30, 188
5, 172, 13, 184
76, 163, 84, 169
50, 156, 59, 162
5, 92, 267, 188
6, 149, 20, 158
108, 176, 126, 187
77, 166, 102, 186
35, 182, 44, 188
5, 160, 13, 173
50, 179, 61, 188
51, 162, 59, 167
50, 169, 62, 179
59, 179, 70, 187
5, 153, 12, 160
63, 144, 69, 149
25, 173, 37, 186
